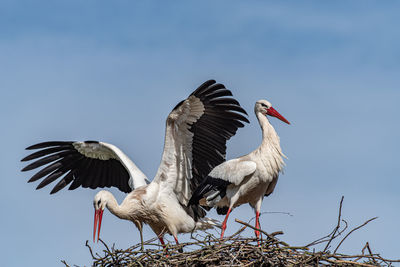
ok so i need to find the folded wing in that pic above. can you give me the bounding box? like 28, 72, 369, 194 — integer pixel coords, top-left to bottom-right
189, 159, 257, 206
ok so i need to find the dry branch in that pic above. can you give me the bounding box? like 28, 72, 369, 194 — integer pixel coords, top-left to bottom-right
62, 197, 399, 267
70, 229, 398, 266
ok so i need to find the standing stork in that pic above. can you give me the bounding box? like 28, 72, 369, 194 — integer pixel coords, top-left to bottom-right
189, 99, 290, 242
21, 80, 249, 249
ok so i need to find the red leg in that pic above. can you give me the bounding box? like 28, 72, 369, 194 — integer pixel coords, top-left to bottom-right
159, 236, 166, 247
220, 208, 232, 240
159, 236, 170, 256
255, 211, 261, 246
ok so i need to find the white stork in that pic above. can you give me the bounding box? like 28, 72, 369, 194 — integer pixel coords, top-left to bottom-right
21, 80, 249, 249
189, 99, 290, 242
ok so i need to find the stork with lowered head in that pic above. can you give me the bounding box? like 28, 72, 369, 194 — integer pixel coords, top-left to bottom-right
21, 80, 249, 249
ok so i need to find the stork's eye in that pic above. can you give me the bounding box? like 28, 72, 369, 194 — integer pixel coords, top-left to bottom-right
97, 200, 101, 205
261, 103, 268, 108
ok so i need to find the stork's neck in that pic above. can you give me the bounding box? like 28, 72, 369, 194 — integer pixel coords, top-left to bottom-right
256, 111, 279, 146
102, 191, 131, 220
255, 111, 285, 175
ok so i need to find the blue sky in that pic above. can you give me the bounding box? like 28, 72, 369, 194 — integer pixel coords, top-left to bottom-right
1, 1, 399, 265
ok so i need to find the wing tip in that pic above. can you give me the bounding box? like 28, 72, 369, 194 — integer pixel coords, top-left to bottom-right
190, 80, 217, 97
50, 187, 61, 194
21, 166, 30, 172
36, 183, 45, 190
25, 142, 51, 150
241, 116, 250, 124
21, 156, 30, 162
25, 141, 74, 150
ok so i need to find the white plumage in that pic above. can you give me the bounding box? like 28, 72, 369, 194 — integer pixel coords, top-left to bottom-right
189, 99, 290, 242
21, 80, 248, 249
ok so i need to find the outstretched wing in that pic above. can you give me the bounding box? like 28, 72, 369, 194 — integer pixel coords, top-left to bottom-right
21, 141, 148, 194
153, 80, 249, 220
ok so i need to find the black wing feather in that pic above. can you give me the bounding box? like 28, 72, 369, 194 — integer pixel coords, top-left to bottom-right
189, 80, 216, 96
21, 146, 71, 162
27, 158, 66, 182
50, 171, 75, 194
199, 83, 226, 97
214, 104, 248, 116
21, 141, 132, 194
209, 97, 240, 106
96, 161, 107, 187
184, 80, 248, 220
203, 89, 233, 101
26, 141, 75, 150
22, 150, 75, 172
36, 168, 69, 190
189, 174, 232, 207
82, 159, 97, 189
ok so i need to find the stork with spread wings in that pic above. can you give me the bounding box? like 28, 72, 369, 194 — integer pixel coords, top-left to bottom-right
22, 80, 249, 248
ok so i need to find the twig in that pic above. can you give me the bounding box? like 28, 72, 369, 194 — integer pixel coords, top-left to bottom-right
234, 218, 288, 246
324, 258, 377, 267
306, 219, 348, 247
260, 211, 293, 217
60, 260, 70, 267
85, 240, 97, 260
363, 242, 378, 265
323, 196, 344, 252
333, 217, 378, 254
230, 225, 247, 238
270, 231, 284, 236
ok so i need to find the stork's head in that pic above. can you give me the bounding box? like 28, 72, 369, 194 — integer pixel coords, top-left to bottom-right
255, 99, 290, 124
93, 190, 108, 242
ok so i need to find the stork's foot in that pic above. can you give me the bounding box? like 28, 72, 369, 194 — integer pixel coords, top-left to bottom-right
139, 237, 144, 251
159, 236, 170, 256
163, 247, 170, 257
173, 235, 183, 253
255, 228, 261, 244
255, 230, 261, 247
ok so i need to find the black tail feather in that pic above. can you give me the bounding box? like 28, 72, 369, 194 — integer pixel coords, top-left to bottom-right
216, 206, 229, 215
189, 175, 231, 207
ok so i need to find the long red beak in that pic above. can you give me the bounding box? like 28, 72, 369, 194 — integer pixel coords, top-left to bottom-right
267, 107, 290, 124
93, 209, 104, 242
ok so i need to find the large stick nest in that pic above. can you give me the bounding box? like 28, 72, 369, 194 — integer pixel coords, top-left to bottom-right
62, 197, 399, 266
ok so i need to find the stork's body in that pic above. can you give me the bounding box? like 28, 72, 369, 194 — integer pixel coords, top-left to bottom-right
22, 80, 248, 249
93, 184, 215, 248
189, 99, 290, 241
